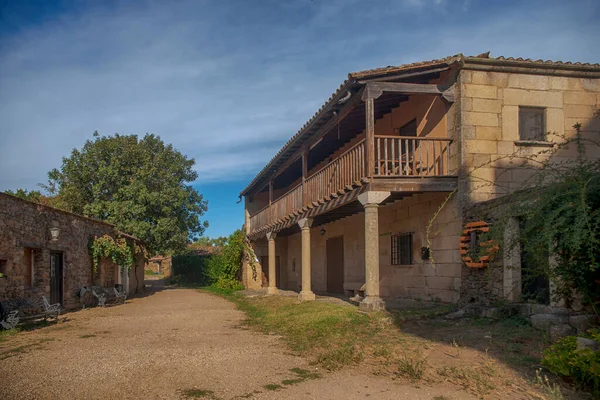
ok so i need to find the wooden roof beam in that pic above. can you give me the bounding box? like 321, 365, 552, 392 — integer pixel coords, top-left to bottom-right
362, 82, 455, 103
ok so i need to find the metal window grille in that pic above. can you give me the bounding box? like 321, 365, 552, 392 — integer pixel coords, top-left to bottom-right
391, 233, 413, 265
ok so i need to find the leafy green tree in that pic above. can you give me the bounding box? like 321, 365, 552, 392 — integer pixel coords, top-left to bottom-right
45, 131, 208, 256
4, 188, 43, 203
192, 236, 228, 247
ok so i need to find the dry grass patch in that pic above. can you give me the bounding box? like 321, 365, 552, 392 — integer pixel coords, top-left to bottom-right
204, 288, 566, 399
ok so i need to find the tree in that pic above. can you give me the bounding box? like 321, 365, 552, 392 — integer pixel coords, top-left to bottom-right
192, 236, 228, 247
45, 131, 208, 256
4, 188, 42, 203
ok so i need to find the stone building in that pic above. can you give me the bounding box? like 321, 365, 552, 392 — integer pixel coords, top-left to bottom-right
240, 53, 600, 311
0, 193, 145, 310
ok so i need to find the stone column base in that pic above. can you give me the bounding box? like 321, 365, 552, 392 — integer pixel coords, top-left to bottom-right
359, 296, 385, 312
298, 291, 316, 302
266, 287, 279, 295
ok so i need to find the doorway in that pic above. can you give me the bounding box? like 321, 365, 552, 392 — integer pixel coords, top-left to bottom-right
260, 256, 280, 288
326, 236, 344, 294
50, 252, 63, 305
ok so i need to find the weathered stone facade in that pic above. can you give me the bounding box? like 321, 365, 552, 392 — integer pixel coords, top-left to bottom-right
243, 55, 600, 309
145, 256, 173, 278
0, 193, 145, 310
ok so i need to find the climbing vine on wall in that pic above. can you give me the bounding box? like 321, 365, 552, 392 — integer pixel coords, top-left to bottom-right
89, 234, 145, 273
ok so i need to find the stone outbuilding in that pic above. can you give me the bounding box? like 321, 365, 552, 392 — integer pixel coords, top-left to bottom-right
0, 193, 145, 310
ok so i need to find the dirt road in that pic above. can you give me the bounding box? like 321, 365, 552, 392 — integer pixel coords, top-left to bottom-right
0, 283, 473, 399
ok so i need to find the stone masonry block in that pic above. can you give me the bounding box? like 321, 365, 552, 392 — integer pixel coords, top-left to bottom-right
476, 126, 501, 140
426, 276, 455, 290
546, 108, 565, 135
582, 78, 600, 92
564, 91, 597, 105
500, 105, 519, 141
508, 74, 549, 90
497, 141, 515, 155
563, 104, 597, 119
471, 71, 508, 87
461, 125, 476, 139
463, 111, 499, 127
463, 84, 498, 99
472, 98, 502, 113
465, 139, 498, 154
549, 77, 583, 91
503, 89, 563, 108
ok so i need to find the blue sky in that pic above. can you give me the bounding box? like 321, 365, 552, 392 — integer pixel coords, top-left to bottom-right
1, 0, 599, 238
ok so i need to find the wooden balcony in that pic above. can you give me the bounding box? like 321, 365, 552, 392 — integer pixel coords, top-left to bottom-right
248, 136, 454, 237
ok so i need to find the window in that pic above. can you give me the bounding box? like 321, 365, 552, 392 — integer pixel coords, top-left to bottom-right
24, 248, 34, 288
391, 233, 413, 265
398, 119, 417, 137
0, 260, 7, 276
519, 107, 546, 141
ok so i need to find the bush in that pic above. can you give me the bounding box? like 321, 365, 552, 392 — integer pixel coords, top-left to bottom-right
205, 230, 246, 291
542, 330, 600, 395
172, 254, 211, 285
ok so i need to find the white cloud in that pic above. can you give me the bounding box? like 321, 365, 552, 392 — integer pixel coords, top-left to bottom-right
0, 0, 598, 192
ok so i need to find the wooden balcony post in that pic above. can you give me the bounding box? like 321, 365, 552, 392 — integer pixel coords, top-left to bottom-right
302, 149, 308, 206
362, 86, 381, 178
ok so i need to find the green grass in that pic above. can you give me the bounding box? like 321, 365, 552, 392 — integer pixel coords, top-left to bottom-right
0, 328, 21, 343
202, 286, 389, 371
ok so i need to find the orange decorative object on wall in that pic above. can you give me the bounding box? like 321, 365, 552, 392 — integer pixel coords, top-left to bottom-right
460, 221, 499, 268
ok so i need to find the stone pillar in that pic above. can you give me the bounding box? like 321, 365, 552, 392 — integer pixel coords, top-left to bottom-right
266, 232, 278, 295
298, 218, 315, 301
503, 217, 521, 302
357, 191, 390, 311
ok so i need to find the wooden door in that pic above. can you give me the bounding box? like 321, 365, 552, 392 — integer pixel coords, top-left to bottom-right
50, 252, 63, 305
326, 236, 344, 294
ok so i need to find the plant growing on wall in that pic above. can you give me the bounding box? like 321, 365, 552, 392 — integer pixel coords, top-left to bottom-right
427, 120, 600, 310
89, 234, 145, 273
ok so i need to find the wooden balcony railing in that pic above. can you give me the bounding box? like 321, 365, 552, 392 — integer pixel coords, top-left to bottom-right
304, 139, 365, 205
248, 136, 453, 234
375, 136, 452, 177
271, 184, 303, 222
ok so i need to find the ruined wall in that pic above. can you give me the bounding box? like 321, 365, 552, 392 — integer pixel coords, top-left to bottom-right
0, 193, 144, 310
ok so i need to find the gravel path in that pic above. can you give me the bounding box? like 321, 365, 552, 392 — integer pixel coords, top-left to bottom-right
0, 283, 474, 400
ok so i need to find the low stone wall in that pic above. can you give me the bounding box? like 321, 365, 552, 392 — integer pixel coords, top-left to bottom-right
449, 303, 597, 341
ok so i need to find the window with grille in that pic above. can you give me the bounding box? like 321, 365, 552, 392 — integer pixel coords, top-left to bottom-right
391, 233, 413, 265
519, 107, 546, 141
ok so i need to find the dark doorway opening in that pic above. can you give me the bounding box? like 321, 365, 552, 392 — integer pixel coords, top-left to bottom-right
326, 236, 345, 294
50, 252, 64, 305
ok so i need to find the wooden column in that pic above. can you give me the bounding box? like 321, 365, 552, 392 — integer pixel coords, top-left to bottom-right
362, 87, 379, 178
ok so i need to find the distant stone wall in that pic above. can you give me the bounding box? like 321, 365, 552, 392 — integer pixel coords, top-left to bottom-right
0, 193, 145, 310
145, 256, 172, 278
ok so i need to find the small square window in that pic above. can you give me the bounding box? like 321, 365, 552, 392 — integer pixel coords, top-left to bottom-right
391, 233, 413, 265
519, 107, 546, 141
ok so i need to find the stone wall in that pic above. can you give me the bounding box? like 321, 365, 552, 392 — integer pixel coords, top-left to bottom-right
145, 256, 173, 278
0, 193, 145, 310
459, 70, 600, 205
275, 191, 462, 303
